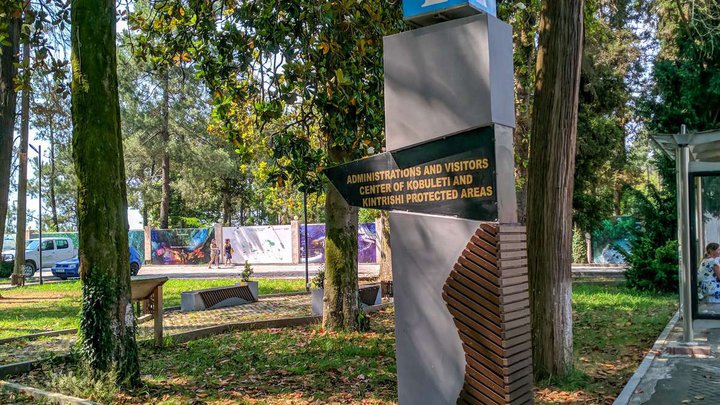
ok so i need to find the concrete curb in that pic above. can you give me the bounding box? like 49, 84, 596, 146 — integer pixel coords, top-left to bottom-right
150, 316, 323, 345
0, 379, 98, 404
0, 329, 77, 345
0, 292, 311, 345
612, 309, 680, 405
0, 354, 73, 379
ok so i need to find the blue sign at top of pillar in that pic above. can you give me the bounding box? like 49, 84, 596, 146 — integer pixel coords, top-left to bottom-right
404, 0, 497, 25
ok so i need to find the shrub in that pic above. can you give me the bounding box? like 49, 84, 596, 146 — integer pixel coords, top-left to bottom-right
624, 239, 678, 292
0, 258, 13, 278
241, 260, 253, 282
312, 264, 325, 289
620, 155, 678, 292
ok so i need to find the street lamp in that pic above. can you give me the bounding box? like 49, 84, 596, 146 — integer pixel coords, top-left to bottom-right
28, 144, 42, 285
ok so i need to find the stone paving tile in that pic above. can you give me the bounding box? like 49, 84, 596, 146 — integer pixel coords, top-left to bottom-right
0, 294, 311, 367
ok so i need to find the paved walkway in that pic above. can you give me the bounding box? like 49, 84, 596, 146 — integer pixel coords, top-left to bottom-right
621, 317, 720, 404
0, 294, 311, 367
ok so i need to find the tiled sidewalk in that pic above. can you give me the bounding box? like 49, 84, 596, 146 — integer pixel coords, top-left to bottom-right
0, 294, 311, 367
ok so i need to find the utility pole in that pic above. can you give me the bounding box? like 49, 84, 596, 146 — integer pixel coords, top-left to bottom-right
12, 23, 30, 286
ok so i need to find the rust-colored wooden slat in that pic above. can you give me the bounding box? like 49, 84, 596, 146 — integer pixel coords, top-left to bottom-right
507, 365, 534, 386
467, 240, 500, 265
455, 256, 498, 278
499, 298, 529, 313
465, 363, 507, 394
499, 249, 527, 260
463, 381, 505, 405
499, 275, 529, 288
480, 223, 499, 235
505, 332, 533, 351
498, 242, 526, 251
471, 234, 498, 254
465, 355, 509, 389
443, 289, 502, 326
502, 307, 531, 323
500, 290, 530, 306
465, 356, 507, 387
502, 283, 528, 296
498, 224, 526, 233
463, 249, 500, 276
508, 356, 533, 375
504, 323, 531, 341
445, 293, 503, 334
503, 339, 532, 358
503, 316, 531, 331
498, 258, 528, 269
476, 228, 500, 247
449, 306, 505, 348
461, 341, 505, 371
498, 233, 526, 243
446, 278, 502, 315
448, 276, 501, 307
460, 388, 501, 405
455, 263, 501, 293
465, 373, 507, 404
498, 266, 528, 279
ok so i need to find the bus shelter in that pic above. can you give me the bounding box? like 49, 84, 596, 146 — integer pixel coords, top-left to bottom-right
652, 125, 720, 342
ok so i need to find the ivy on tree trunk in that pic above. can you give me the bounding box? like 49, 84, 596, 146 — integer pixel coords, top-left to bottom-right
71, 0, 140, 385
322, 148, 360, 330
527, 0, 584, 380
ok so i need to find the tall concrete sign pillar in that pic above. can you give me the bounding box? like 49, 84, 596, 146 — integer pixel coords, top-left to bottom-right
384, 13, 532, 404
325, 4, 533, 404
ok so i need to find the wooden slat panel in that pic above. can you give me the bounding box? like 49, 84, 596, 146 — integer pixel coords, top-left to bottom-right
470, 234, 498, 255
498, 233, 526, 243
443, 222, 533, 404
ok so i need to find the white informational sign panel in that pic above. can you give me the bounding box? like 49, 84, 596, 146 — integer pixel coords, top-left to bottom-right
223, 225, 292, 264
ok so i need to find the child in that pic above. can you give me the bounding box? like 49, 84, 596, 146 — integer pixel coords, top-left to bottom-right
224, 239, 233, 265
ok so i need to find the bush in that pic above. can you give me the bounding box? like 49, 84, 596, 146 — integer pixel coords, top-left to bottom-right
624, 239, 678, 292
0, 259, 13, 278
621, 155, 678, 292
241, 260, 253, 282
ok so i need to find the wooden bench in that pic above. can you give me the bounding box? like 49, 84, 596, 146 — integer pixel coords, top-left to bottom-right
130, 276, 168, 347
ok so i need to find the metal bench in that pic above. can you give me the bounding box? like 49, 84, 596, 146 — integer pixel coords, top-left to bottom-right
130, 276, 168, 346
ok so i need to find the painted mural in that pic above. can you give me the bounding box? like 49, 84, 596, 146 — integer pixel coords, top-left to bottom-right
591, 217, 637, 264
128, 230, 146, 263
224, 225, 292, 264
151, 228, 215, 265
300, 223, 378, 264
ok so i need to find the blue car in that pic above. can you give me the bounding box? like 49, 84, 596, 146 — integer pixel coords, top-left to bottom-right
51, 247, 142, 280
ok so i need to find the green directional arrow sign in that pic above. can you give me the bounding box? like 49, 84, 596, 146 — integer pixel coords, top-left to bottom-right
324, 126, 498, 220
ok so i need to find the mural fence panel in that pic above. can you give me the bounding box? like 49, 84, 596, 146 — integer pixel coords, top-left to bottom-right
223, 225, 292, 264
300, 223, 378, 264
151, 228, 215, 265
591, 217, 637, 264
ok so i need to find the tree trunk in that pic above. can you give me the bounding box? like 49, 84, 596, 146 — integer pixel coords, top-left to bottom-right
49, 126, 59, 230
71, 0, 140, 385
0, 2, 21, 252
222, 179, 232, 226
526, 0, 584, 380
159, 69, 170, 229
512, 5, 538, 224
323, 148, 359, 331
12, 26, 30, 285
378, 211, 392, 282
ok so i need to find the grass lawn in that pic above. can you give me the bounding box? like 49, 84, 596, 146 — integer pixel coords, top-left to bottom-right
0, 278, 306, 339
536, 280, 677, 404
5, 280, 677, 404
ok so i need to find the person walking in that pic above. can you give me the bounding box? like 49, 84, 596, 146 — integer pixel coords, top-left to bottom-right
224, 239, 234, 265
209, 239, 220, 268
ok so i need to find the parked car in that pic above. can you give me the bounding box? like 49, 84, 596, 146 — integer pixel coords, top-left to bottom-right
1, 237, 79, 277
51, 246, 142, 280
